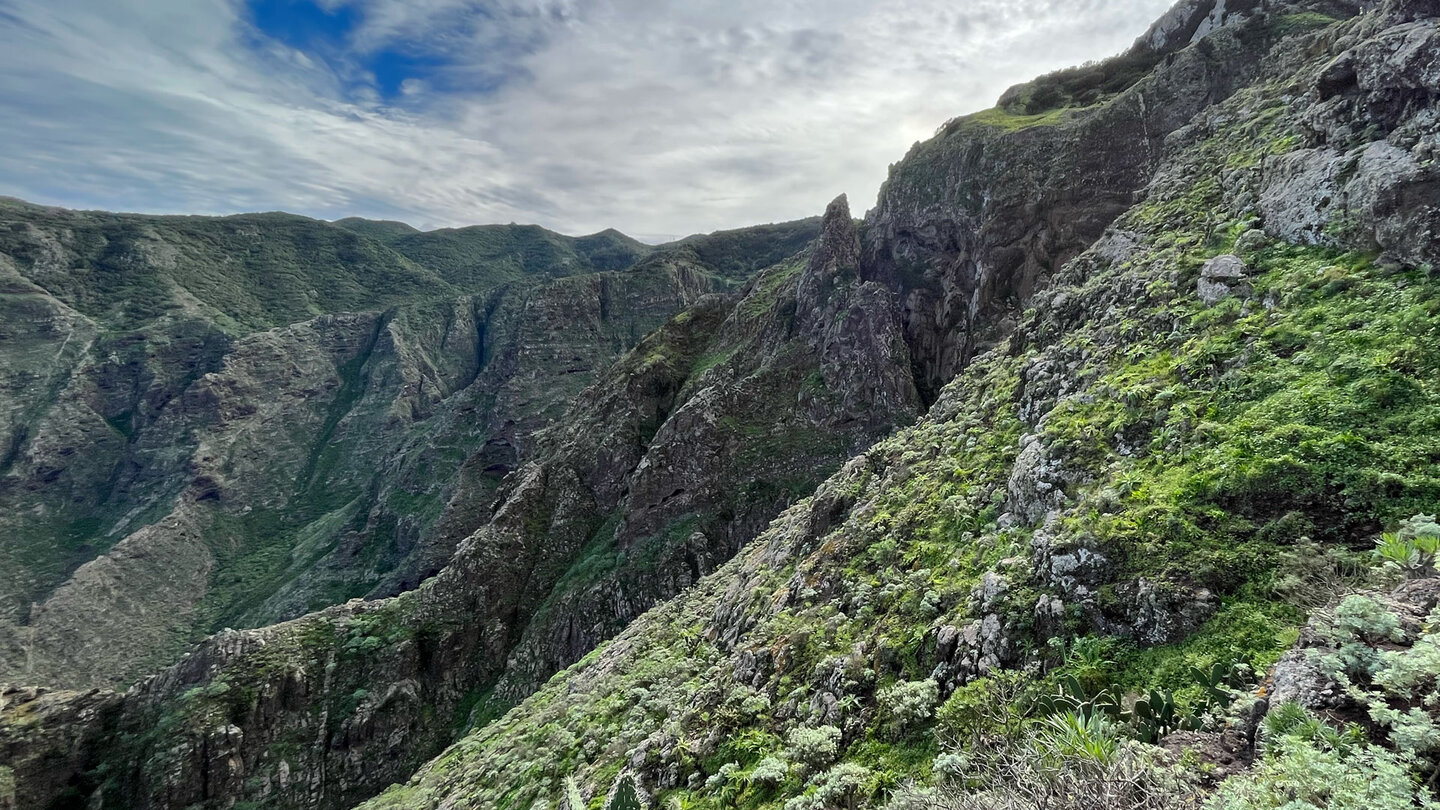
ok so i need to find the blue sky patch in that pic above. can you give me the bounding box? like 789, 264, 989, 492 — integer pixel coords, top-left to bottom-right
247, 0, 358, 52
363, 48, 447, 99
246, 0, 448, 101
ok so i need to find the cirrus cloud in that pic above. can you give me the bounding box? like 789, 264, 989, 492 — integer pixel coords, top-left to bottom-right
0, 0, 1176, 240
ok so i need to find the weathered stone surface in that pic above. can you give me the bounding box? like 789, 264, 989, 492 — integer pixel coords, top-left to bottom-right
1198, 253, 1250, 303
0, 686, 120, 810
859, 0, 1309, 403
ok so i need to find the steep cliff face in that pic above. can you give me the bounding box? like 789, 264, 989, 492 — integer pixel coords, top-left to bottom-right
8, 196, 914, 810
0, 203, 819, 692
490, 196, 921, 703
861, 0, 1368, 402
342, 0, 1439, 807
0, 685, 119, 810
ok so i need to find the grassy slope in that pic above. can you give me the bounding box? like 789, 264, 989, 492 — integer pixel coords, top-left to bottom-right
332, 218, 423, 244
385, 225, 652, 289
359, 28, 1440, 810
0, 199, 460, 334
662, 220, 823, 285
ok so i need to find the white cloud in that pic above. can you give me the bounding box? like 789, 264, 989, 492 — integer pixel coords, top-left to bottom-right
0, 0, 1177, 239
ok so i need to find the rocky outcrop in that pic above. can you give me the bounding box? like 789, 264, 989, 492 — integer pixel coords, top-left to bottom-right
860, 0, 1370, 403
1197, 254, 1251, 303
491, 196, 919, 701
0, 205, 820, 693
0, 197, 904, 810
0, 686, 120, 810
10, 1, 1440, 808
334, 2, 1440, 807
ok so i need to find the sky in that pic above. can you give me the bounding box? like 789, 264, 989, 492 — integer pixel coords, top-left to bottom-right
0, 0, 1176, 242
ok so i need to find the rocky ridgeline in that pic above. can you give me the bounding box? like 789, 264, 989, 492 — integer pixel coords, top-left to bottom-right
0, 229, 719, 692
0, 192, 924, 810
4, 0, 1440, 807
0, 209, 816, 806
357, 0, 1440, 806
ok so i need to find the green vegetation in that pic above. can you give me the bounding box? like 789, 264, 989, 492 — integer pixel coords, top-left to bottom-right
0, 192, 814, 694
1272, 12, 1341, 36
352, 22, 1440, 805
386, 224, 651, 288
331, 217, 422, 243
995, 48, 1161, 116
945, 106, 1074, 135
1373, 514, 1440, 578
13, 3, 1440, 809
606, 775, 644, 810
0, 201, 457, 333
664, 219, 820, 284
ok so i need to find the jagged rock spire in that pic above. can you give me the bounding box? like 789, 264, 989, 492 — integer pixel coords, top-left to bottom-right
796, 194, 861, 317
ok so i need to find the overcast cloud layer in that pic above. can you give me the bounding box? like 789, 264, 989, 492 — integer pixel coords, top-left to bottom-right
0, 0, 1175, 240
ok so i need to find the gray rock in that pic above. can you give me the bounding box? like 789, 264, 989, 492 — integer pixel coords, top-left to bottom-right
1268, 649, 1344, 709
1258, 148, 1347, 246
1233, 228, 1269, 254
1198, 254, 1251, 304
1116, 578, 1218, 646
1005, 436, 1068, 526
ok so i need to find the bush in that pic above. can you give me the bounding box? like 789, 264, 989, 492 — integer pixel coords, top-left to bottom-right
908, 736, 1192, 810
934, 672, 1029, 748
932, 752, 967, 783
1330, 596, 1403, 645
1313, 595, 1407, 682
1031, 711, 1122, 770
785, 726, 842, 770
750, 756, 791, 786
784, 763, 874, 810
1259, 701, 1363, 755
878, 679, 940, 737
1373, 515, 1440, 579
1206, 735, 1436, 810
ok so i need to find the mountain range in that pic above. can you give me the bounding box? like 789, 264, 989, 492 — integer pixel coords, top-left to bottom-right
4, 0, 1440, 808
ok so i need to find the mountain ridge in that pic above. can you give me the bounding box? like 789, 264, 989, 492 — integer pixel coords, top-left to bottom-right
0, 197, 822, 695
3, 0, 1439, 808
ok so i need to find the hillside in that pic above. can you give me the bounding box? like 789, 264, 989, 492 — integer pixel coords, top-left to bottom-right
360, 0, 1440, 806
0, 200, 819, 693
3, 0, 1440, 809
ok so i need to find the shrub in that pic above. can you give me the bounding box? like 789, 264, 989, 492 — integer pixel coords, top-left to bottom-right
704, 763, 740, 790
1367, 705, 1440, 757
934, 672, 1029, 748
750, 756, 791, 786
1206, 736, 1436, 810
1354, 604, 1440, 761
878, 679, 940, 737
907, 737, 1192, 810
932, 752, 968, 783
1373, 610, 1440, 698
1259, 702, 1362, 755
1373, 515, 1440, 578
784, 763, 874, 810
1031, 711, 1122, 770
1329, 596, 1403, 645
1313, 595, 1407, 682
785, 725, 842, 770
